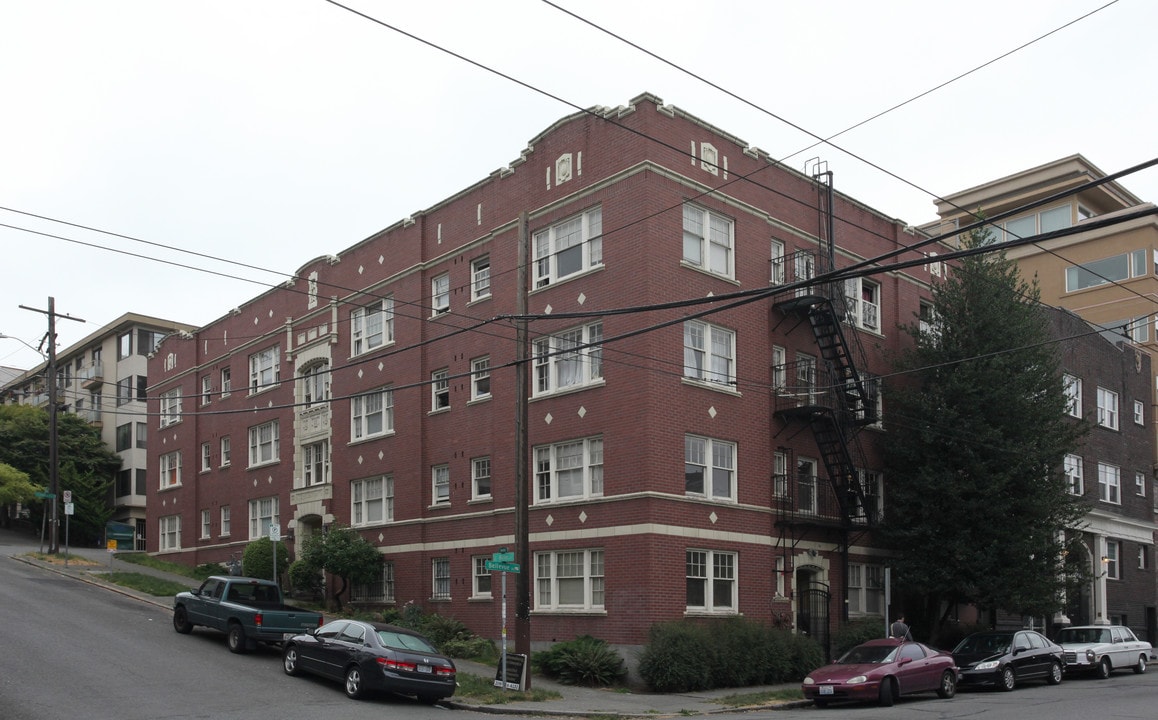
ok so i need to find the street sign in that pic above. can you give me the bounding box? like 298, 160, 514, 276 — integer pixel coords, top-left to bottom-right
269, 523, 281, 542
107, 539, 118, 552
63, 490, 72, 503
485, 560, 520, 573
492, 551, 515, 563
64, 502, 75, 516
34, 491, 56, 499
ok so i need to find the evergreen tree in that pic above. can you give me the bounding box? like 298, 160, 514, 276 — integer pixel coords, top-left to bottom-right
881, 226, 1088, 639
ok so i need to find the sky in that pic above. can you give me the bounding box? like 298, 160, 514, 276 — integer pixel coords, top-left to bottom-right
2, 0, 1156, 370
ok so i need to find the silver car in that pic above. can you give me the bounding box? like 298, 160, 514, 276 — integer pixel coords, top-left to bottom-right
1055, 625, 1152, 678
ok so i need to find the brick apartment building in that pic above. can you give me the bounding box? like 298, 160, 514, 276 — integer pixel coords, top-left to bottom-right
146, 93, 945, 651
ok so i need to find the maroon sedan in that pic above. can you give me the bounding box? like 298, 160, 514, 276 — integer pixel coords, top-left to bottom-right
802, 638, 958, 707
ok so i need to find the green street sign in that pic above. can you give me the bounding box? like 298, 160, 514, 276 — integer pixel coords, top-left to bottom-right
492, 551, 515, 563
34, 491, 56, 499
485, 560, 521, 573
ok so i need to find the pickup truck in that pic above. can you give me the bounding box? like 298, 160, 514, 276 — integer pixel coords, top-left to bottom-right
173, 575, 324, 654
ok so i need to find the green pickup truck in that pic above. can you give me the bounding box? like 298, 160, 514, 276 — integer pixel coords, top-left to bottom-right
173, 575, 323, 654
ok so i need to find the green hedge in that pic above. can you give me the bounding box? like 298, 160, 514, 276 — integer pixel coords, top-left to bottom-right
533, 635, 626, 687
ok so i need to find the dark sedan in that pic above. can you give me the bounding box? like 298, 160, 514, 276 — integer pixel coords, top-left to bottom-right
952, 630, 1063, 691
283, 619, 456, 703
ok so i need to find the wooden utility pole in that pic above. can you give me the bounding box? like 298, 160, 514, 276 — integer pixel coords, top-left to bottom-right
514, 212, 531, 689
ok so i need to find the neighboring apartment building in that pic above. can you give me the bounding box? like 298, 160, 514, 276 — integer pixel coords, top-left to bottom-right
1049, 306, 1157, 643
146, 93, 941, 652
1, 313, 196, 547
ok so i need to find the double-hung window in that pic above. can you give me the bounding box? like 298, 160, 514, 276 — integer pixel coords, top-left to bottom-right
686, 549, 736, 613
220, 436, 231, 467
472, 457, 492, 499
535, 549, 604, 610
432, 558, 451, 600
159, 389, 182, 427
159, 515, 180, 551
847, 563, 884, 616
533, 322, 603, 396
301, 364, 329, 406
159, 451, 181, 489
1105, 541, 1121, 579
471, 256, 491, 301
432, 465, 450, 505
431, 369, 450, 410
431, 274, 450, 314
684, 434, 736, 501
1063, 375, 1081, 417
473, 557, 492, 597
200, 510, 211, 539
471, 357, 491, 400
683, 321, 735, 386
351, 388, 392, 439
351, 297, 394, 355
352, 475, 392, 526
248, 420, 280, 466
1096, 387, 1119, 429
248, 497, 279, 540
534, 206, 602, 287
535, 437, 603, 503
1064, 454, 1084, 495
682, 204, 733, 278
770, 239, 786, 284
200, 442, 211, 472
220, 367, 232, 396
249, 346, 280, 393
201, 375, 212, 405
1134, 400, 1144, 426
1098, 462, 1121, 504
844, 278, 880, 332
220, 506, 231, 536
303, 441, 329, 486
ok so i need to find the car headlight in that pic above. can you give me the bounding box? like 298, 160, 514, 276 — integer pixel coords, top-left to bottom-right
1086, 650, 1096, 662
975, 661, 1000, 670
802, 677, 815, 685
846, 675, 868, 685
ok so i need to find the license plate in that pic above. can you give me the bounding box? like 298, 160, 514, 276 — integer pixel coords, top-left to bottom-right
820, 685, 834, 695
282, 633, 297, 641
417, 664, 432, 674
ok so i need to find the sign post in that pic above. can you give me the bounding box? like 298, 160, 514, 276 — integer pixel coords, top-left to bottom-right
269, 522, 281, 584
63, 495, 74, 568
487, 548, 524, 691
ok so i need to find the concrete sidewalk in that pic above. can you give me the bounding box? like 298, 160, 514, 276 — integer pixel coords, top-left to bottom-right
1, 526, 807, 716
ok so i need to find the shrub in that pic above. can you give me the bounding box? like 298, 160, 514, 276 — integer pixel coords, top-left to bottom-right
241, 537, 289, 581
786, 632, 825, 680
421, 614, 473, 647
288, 559, 323, 597
534, 635, 626, 687
194, 562, 227, 579
441, 635, 497, 661
833, 617, 887, 657
638, 622, 713, 692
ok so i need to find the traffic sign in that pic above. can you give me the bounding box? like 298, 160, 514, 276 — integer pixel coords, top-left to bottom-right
63, 490, 72, 503
34, 491, 56, 499
485, 560, 521, 573
492, 551, 515, 563
64, 502, 75, 516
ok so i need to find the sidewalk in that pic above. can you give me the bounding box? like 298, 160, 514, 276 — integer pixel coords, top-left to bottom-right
1, 526, 807, 716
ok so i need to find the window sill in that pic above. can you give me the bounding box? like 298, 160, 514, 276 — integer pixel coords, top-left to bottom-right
246, 459, 280, 471
467, 294, 492, 307
348, 431, 395, 447
427, 407, 451, 416
469, 595, 493, 603
247, 383, 282, 398
349, 341, 395, 360
530, 609, 608, 617
468, 496, 493, 505
531, 379, 606, 401
529, 264, 605, 295
681, 377, 741, 396
428, 502, 452, 510
679, 260, 739, 285
158, 484, 183, 493
684, 609, 740, 618
467, 395, 492, 406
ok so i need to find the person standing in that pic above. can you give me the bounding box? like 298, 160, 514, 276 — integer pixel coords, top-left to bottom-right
890, 614, 911, 640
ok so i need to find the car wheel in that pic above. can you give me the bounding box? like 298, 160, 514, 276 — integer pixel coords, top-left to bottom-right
227, 623, 248, 654
937, 670, 957, 698
878, 677, 896, 707
1096, 657, 1112, 679
172, 606, 193, 634
344, 665, 365, 700
1047, 660, 1062, 685
283, 645, 301, 676
1134, 655, 1147, 675
999, 665, 1015, 692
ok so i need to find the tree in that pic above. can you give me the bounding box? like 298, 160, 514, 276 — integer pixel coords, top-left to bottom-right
242, 537, 290, 582
0, 404, 121, 545
0, 462, 42, 528
881, 225, 1088, 640
298, 523, 383, 611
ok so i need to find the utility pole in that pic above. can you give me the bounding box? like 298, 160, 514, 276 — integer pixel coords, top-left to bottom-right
19, 297, 85, 554
514, 212, 531, 689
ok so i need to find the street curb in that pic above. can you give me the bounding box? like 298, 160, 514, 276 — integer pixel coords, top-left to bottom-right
8, 553, 174, 611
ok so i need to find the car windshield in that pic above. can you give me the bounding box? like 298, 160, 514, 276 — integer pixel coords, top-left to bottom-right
837, 645, 897, 664
954, 634, 1012, 655
377, 630, 438, 653
1057, 628, 1111, 644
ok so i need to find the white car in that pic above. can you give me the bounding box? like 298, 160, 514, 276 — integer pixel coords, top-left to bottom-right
1055, 625, 1153, 678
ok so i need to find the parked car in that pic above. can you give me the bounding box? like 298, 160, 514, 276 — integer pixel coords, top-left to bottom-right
172, 576, 323, 654
801, 638, 957, 708
952, 630, 1063, 690
1055, 625, 1153, 678
282, 619, 456, 703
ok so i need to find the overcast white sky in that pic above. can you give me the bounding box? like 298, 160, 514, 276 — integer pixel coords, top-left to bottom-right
2, 0, 1155, 370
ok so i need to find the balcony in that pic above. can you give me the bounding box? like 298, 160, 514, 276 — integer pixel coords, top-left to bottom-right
774, 474, 882, 528
79, 407, 102, 427
79, 363, 104, 388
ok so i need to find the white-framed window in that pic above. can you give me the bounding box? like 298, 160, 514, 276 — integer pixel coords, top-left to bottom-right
1066, 249, 1147, 292
919, 300, 938, 336
431, 273, 450, 314
473, 556, 492, 598
797, 458, 818, 514
351, 561, 394, 603
686, 549, 736, 613
1098, 462, 1121, 504
159, 388, 182, 428
854, 469, 883, 524
471, 256, 491, 301
535, 549, 604, 610
431, 369, 450, 411
1134, 400, 1144, 426
249, 346, 280, 393
220, 506, 231, 536
352, 387, 393, 440
1064, 454, 1084, 495
432, 557, 451, 600
220, 367, 232, 397
472, 457, 492, 499
471, 356, 491, 400
1097, 387, 1119, 430
200, 509, 211, 539
352, 475, 393, 526
1136, 471, 1147, 497
794, 251, 815, 297
201, 375, 212, 406
773, 451, 789, 498
533, 321, 603, 396
200, 442, 211, 472
684, 434, 736, 501
351, 297, 394, 355
772, 346, 787, 392
1106, 540, 1121, 580
683, 321, 735, 386
303, 441, 329, 486
220, 436, 231, 467
159, 451, 181, 489
247, 420, 280, 467
535, 437, 603, 503
534, 206, 602, 288
682, 204, 733, 278
844, 278, 880, 332
248, 497, 279, 540
770, 239, 786, 284
301, 363, 329, 407
1140, 546, 1150, 571
847, 563, 885, 616
431, 464, 450, 505
159, 515, 180, 551
1063, 375, 1081, 418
